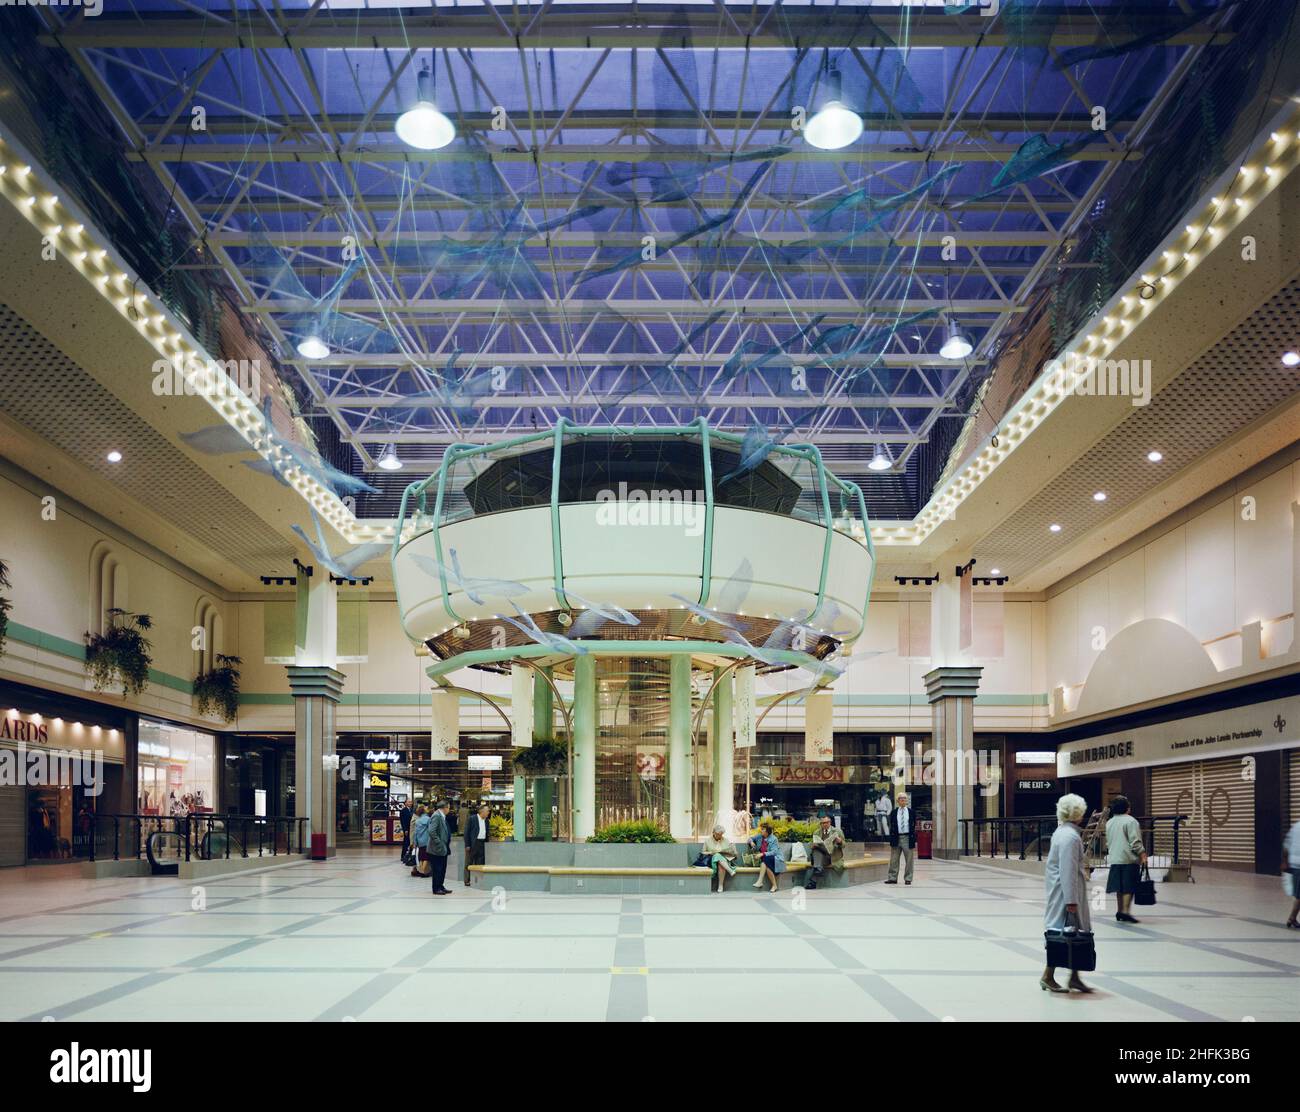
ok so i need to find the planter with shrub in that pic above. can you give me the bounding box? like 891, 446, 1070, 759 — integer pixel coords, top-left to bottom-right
511, 737, 569, 777
193, 654, 242, 722
587, 818, 675, 844
0, 559, 10, 659
85, 609, 153, 696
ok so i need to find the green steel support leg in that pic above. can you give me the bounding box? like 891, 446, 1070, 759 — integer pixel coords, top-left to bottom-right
512, 774, 526, 843
573, 654, 597, 840
669, 652, 693, 840
533, 666, 554, 737
711, 667, 735, 824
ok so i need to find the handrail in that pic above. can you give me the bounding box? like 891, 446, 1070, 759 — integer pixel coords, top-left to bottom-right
958, 814, 1192, 863
86, 812, 309, 864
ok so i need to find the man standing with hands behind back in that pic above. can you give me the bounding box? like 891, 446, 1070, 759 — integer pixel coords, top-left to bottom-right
428, 800, 453, 896
885, 791, 916, 886
465, 803, 492, 887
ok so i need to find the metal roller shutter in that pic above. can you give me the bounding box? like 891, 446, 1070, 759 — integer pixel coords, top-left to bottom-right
0, 783, 25, 867
1200, 757, 1254, 866
1289, 748, 1300, 824
1149, 757, 1255, 867
1149, 764, 1195, 862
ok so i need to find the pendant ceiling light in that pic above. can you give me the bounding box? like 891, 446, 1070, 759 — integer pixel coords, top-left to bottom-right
395, 61, 455, 151
867, 444, 892, 471
803, 69, 863, 151
939, 319, 973, 361
376, 444, 403, 471
296, 333, 330, 360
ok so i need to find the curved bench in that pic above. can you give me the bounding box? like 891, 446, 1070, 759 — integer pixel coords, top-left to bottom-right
469, 854, 890, 894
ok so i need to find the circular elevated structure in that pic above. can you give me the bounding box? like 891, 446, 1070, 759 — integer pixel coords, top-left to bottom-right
392, 421, 875, 669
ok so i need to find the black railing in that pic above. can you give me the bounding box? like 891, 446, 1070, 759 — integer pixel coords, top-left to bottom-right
87, 813, 308, 864
959, 814, 1191, 864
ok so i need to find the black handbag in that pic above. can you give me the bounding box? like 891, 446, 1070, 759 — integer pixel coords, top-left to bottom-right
1044, 911, 1097, 972
1134, 862, 1157, 906
692, 853, 712, 868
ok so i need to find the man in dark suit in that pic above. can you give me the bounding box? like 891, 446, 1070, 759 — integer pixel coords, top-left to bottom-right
464, 803, 492, 887
885, 791, 916, 885
428, 800, 452, 895
397, 800, 413, 863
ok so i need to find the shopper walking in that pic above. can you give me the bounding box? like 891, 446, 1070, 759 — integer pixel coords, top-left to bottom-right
428, 800, 452, 896
702, 824, 738, 893
808, 814, 845, 889
1284, 815, 1300, 929
464, 803, 492, 887
749, 822, 784, 893
1042, 793, 1094, 995
884, 792, 915, 885
1105, 795, 1148, 924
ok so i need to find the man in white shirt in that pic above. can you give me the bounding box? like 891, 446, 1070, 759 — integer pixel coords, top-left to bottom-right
463, 803, 492, 887
885, 792, 916, 885
874, 791, 893, 840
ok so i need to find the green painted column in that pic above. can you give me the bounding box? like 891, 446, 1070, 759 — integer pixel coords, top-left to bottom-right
533, 666, 554, 738
572, 654, 597, 840
668, 652, 693, 840
711, 667, 735, 824
512, 774, 527, 842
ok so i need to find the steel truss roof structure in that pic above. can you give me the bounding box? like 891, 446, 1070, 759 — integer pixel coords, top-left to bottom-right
27, 1, 1235, 504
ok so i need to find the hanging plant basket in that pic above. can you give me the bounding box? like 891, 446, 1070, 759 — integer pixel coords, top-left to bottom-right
84, 608, 153, 696
193, 654, 242, 723
0, 559, 11, 660
511, 737, 569, 777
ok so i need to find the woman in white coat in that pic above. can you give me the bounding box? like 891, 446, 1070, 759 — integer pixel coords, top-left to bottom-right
1042, 793, 1094, 994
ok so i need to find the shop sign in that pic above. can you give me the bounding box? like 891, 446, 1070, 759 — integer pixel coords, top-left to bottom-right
0, 710, 125, 761
365, 750, 402, 763
776, 764, 846, 784
1057, 695, 1300, 776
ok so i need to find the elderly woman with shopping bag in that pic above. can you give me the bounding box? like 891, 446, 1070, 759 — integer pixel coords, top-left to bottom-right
1041, 793, 1095, 995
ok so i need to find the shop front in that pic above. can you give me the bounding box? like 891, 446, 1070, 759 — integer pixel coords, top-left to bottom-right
741, 733, 931, 840
137, 717, 216, 816
0, 681, 133, 867
1058, 689, 1300, 874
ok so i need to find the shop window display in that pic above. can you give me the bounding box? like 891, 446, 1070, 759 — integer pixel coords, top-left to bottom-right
137, 718, 215, 815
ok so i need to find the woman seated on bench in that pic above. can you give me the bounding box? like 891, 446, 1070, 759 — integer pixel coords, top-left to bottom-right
702, 825, 738, 892
750, 822, 785, 893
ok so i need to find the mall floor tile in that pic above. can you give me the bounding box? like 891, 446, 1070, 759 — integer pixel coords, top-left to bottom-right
0, 850, 1294, 1021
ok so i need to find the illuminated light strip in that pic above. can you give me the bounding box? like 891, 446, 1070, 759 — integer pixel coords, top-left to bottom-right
883, 99, 1300, 548
0, 127, 363, 542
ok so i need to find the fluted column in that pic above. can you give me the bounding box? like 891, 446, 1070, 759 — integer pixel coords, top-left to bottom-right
572, 654, 597, 839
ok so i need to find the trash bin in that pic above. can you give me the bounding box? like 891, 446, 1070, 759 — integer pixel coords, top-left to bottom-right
311, 833, 328, 861
917, 820, 933, 860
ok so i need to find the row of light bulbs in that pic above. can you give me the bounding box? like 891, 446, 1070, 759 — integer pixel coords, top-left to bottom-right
0, 132, 389, 549
879, 109, 1300, 548
3, 708, 118, 735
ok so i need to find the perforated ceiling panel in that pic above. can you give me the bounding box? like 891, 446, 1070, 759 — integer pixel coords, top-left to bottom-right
0, 302, 295, 577
972, 279, 1300, 577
